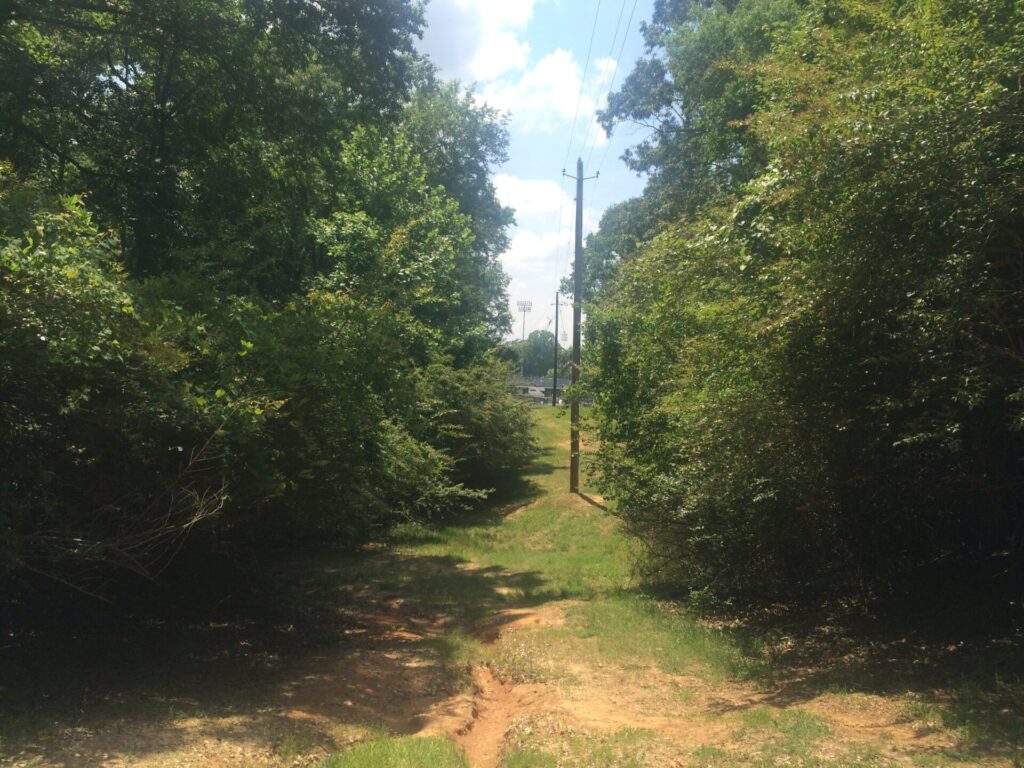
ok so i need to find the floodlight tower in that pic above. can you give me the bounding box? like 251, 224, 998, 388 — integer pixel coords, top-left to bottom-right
516, 300, 532, 379
517, 300, 532, 342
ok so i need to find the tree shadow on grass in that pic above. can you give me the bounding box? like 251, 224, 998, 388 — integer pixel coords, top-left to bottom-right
704, 567, 1024, 763
577, 494, 607, 511
404, 441, 563, 539
0, 534, 561, 765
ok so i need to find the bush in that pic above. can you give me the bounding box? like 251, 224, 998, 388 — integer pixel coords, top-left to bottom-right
589, 0, 1024, 607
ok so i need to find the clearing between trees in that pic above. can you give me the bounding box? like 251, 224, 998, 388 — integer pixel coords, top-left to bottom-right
2, 408, 1022, 767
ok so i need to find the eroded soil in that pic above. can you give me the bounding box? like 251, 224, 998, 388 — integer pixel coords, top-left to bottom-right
3, 410, 1021, 767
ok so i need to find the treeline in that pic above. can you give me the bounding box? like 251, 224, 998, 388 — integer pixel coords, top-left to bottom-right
587, 0, 1024, 607
507, 330, 571, 379
0, 0, 531, 591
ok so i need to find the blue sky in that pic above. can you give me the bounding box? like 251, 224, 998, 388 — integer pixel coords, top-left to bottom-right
417, 0, 656, 340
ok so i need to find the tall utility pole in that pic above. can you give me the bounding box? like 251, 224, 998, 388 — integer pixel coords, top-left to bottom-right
563, 158, 597, 494
552, 292, 559, 406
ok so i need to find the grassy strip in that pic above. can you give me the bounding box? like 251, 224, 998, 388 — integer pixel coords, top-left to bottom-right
320, 736, 469, 767
318, 408, 761, 765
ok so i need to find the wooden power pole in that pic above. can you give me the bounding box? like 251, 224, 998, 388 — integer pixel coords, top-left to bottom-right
564, 158, 596, 494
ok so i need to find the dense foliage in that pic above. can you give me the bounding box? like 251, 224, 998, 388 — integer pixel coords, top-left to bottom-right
588, 0, 1024, 606
507, 330, 571, 379
0, 0, 531, 590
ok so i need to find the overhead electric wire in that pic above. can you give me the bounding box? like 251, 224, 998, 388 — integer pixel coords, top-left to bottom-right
552, 172, 569, 294
580, 0, 631, 166
561, 226, 574, 291
588, 0, 642, 211
555, 0, 643, 294
561, 0, 604, 173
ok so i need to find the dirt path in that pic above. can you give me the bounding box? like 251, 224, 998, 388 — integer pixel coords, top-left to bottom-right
423, 597, 968, 768
3, 409, 1021, 767
452, 666, 547, 768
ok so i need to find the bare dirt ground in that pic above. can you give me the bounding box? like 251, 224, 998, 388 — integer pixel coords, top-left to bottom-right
3, 535, 1021, 768
434, 602, 972, 768
3, 411, 1022, 767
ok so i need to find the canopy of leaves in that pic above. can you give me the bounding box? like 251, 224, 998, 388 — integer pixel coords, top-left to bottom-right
588, 0, 1024, 607
0, 1, 531, 592
507, 330, 571, 379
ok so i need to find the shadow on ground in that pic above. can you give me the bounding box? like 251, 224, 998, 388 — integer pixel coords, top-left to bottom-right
0, 452, 560, 766
703, 571, 1024, 762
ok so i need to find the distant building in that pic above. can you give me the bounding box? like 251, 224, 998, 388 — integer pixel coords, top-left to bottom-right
513, 376, 564, 404
512, 375, 593, 406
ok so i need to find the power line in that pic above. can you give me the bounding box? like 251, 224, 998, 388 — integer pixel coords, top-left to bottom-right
552, 172, 569, 294
580, 0, 631, 165
556, 0, 642, 295
556, 0, 643, 292
561, 0, 603, 173
589, 0, 641, 170
561, 224, 574, 290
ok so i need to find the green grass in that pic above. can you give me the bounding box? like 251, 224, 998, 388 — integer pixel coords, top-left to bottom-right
690, 741, 896, 768
9, 406, 1019, 767
313, 408, 776, 765
568, 593, 759, 679
484, 624, 576, 683
391, 420, 632, 603
737, 706, 830, 745
500, 726, 657, 768
274, 724, 321, 760
396, 410, 751, 678
320, 736, 469, 767
898, 695, 1024, 761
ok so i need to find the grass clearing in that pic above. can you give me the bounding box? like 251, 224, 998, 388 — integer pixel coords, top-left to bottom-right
898, 695, 1024, 759
391, 495, 633, 604
8, 406, 1022, 767
389, 408, 754, 685
484, 624, 578, 683
501, 724, 658, 768
273, 723, 322, 760
568, 593, 759, 680
691, 741, 896, 768
320, 735, 469, 767
737, 706, 830, 740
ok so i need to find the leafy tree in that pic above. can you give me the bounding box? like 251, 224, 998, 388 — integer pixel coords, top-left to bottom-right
0, 1, 534, 593
508, 330, 570, 379
402, 80, 515, 345
0, 0, 424, 292
0, 167, 244, 585
588, 0, 1024, 606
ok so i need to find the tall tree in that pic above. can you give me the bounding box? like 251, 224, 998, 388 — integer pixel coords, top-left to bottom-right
587, 0, 1024, 606
1, 0, 424, 292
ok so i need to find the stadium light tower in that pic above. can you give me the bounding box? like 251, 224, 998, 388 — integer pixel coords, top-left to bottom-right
517, 300, 532, 342
516, 300, 532, 380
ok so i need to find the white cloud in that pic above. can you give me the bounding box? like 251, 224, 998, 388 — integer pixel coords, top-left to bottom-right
417, 4, 624, 339
480, 52, 619, 141
494, 174, 570, 226
469, 30, 530, 81
481, 49, 581, 132
502, 229, 565, 272
495, 172, 601, 236
495, 173, 603, 337
419, 0, 539, 83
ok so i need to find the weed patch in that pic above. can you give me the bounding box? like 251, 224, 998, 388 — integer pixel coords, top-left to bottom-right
568, 593, 760, 680
321, 736, 469, 767
501, 723, 657, 768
